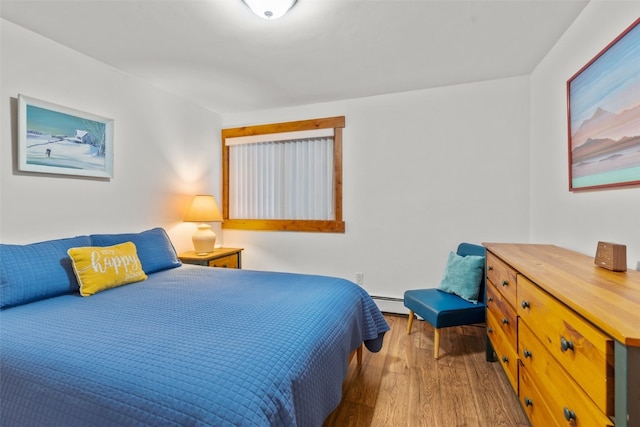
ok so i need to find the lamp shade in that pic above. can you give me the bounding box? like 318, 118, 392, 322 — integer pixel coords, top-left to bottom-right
184, 195, 223, 223
243, 0, 297, 19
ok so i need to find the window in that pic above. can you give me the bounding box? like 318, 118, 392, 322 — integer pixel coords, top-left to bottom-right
222, 116, 345, 232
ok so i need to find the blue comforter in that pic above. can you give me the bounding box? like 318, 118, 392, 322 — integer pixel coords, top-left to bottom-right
0, 265, 389, 426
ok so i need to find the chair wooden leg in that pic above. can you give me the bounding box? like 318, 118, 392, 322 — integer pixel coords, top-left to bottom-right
434, 328, 441, 359
406, 310, 415, 334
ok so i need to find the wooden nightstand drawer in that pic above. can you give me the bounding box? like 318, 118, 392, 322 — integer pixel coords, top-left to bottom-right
179, 248, 243, 269
517, 275, 614, 415
208, 255, 238, 269
519, 321, 613, 426
486, 252, 518, 309
486, 282, 517, 350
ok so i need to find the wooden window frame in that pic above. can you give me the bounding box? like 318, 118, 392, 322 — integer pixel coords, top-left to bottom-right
221, 116, 345, 232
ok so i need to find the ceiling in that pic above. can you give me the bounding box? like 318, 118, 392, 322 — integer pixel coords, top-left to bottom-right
1, 0, 589, 114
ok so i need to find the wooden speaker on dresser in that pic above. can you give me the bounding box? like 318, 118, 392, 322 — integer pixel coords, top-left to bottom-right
594, 241, 627, 272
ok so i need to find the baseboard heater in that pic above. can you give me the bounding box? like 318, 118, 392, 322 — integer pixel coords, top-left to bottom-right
370, 295, 403, 302
370, 295, 405, 314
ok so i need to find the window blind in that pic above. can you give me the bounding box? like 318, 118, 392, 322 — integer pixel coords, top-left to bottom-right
228, 136, 335, 220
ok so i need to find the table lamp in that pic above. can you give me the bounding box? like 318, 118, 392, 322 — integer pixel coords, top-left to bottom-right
183, 195, 223, 254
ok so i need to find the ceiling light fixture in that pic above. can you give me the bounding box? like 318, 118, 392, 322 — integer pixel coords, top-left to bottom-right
243, 0, 297, 20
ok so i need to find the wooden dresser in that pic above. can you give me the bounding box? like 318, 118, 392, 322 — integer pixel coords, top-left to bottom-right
484, 243, 640, 427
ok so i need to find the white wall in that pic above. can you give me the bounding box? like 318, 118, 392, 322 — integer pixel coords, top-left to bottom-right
222, 76, 531, 306
0, 20, 222, 251
6, 2, 635, 316
529, 3, 640, 269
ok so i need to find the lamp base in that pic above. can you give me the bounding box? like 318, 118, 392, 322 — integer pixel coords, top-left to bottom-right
192, 223, 216, 255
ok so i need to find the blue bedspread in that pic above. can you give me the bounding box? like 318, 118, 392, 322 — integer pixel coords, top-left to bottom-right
0, 265, 389, 426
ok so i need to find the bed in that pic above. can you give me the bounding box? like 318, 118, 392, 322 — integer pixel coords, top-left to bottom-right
0, 228, 389, 426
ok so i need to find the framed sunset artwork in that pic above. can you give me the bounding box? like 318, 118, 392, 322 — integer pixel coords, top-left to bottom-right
567, 18, 640, 191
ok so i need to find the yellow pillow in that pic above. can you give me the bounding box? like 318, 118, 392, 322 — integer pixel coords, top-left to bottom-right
68, 241, 147, 296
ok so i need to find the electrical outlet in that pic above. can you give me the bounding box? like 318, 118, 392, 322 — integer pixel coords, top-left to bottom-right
355, 272, 364, 286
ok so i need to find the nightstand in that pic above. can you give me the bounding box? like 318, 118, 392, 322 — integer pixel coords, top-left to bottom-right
178, 248, 243, 269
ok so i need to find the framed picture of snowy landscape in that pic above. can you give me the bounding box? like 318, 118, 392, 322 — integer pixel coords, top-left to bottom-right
18, 95, 114, 178
567, 18, 640, 191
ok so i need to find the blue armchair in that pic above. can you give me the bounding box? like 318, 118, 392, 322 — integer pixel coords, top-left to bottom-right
404, 243, 486, 359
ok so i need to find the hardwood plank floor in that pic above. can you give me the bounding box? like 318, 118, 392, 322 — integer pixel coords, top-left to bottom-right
323, 314, 529, 427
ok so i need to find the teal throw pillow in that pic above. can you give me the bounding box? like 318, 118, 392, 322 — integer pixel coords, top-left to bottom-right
437, 251, 485, 304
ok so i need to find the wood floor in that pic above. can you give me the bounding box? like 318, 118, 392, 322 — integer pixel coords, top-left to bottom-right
323, 314, 529, 427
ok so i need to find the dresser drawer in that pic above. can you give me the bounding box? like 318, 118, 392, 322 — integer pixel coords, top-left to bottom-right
487, 308, 518, 391
486, 283, 517, 350
486, 252, 518, 309
517, 275, 614, 415
208, 254, 239, 268
519, 321, 613, 426
519, 363, 563, 427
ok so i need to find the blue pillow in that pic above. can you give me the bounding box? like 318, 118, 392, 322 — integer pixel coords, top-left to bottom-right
437, 251, 485, 304
0, 235, 91, 309
90, 228, 181, 274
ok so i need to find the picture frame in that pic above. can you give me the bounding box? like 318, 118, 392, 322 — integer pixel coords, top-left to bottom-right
18, 94, 114, 178
567, 18, 640, 191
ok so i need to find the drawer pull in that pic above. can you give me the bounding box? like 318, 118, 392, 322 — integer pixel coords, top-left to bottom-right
560, 337, 574, 352
524, 398, 533, 407
488, 297, 493, 303
501, 318, 509, 325
487, 327, 493, 334
501, 280, 509, 287
502, 356, 509, 363
563, 407, 576, 421
488, 265, 493, 271
523, 349, 532, 358
521, 300, 530, 309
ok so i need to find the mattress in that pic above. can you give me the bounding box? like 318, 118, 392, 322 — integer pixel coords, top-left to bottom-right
0, 265, 389, 426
